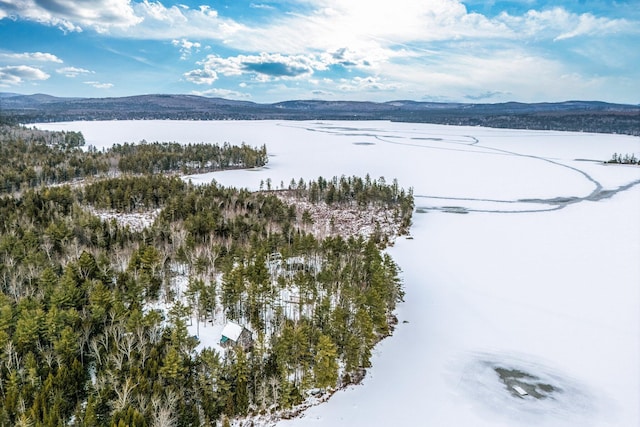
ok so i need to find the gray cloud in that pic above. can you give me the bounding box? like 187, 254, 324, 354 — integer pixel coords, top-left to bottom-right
464, 91, 507, 101
242, 61, 310, 77
191, 87, 251, 99
311, 89, 334, 97
183, 68, 218, 85
31, 0, 138, 25
188, 52, 329, 86
1, 0, 141, 32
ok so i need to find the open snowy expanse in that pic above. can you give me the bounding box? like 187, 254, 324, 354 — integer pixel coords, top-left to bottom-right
37, 120, 640, 426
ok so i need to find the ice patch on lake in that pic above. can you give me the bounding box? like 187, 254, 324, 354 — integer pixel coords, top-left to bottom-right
450, 351, 601, 426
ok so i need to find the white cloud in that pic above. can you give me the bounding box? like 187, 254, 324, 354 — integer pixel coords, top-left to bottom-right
250, 3, 275, 10
371, 45, 611, 103
496, 7, 637, 41
221, 1, 639, 89
117, 1, 244, 40
0, 52, 63, 63
57, 66, 93, 77
229, 0, 509, 56
84, 81, 113, 89
3, 1, 633, 55
554, 11, 632, 41
172, 38, 201, 60
338, 76, 401, 92
0, 65, 50, 84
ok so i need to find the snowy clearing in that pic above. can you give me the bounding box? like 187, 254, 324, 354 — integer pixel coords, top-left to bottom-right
37, 120, 640, 427
87, 206, 161, 232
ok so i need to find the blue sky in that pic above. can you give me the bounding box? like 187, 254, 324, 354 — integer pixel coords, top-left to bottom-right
0, 0, 638, 103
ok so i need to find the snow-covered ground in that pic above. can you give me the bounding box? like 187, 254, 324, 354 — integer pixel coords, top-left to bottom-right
37, 120, 640, 427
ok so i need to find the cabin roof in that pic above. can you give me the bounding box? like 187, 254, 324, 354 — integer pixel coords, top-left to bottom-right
221, 321, 244, 341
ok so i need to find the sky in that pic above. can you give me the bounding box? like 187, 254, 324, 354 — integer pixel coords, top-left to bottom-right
0, 0, 639, 104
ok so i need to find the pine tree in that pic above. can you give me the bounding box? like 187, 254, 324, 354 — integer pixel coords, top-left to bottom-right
233, 348, 249, 415
313, 334, 338, 390
159, 347, 185, 382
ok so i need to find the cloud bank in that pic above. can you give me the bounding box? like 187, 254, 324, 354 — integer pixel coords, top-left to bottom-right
0, 0, 638, 102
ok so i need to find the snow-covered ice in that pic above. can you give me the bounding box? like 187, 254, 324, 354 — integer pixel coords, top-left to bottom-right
37, 120, 640, 427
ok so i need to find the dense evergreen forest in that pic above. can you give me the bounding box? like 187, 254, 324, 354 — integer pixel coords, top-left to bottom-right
0, 125, 412, 426
0, 125, 267, 194
111, 141, 267, 175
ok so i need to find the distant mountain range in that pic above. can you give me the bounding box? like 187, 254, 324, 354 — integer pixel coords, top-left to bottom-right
1, 93, 639, 135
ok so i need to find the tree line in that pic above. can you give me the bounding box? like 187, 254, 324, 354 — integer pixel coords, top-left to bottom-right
607, 152, 639, 165
112, 141, 267, 174
0, 125, 106, 193
0, 125, 268, 194
4, 97, 639, 137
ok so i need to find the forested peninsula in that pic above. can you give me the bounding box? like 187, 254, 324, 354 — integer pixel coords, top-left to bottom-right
0, 125, 413, 426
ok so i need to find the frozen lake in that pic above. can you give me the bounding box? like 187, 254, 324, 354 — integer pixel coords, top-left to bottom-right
38, 120, 640, 427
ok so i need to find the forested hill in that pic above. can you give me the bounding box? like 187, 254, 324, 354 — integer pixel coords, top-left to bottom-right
0, 125, 414, 426
1, 93, 639, 136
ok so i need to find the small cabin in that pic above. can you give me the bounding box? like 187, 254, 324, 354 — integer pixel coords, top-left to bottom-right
220, 321, 253, 351
512, 385, 528, 397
